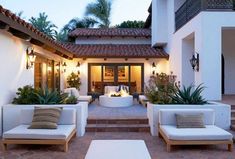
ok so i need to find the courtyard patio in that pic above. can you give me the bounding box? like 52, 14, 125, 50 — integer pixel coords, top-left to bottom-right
1, 132, 235, 159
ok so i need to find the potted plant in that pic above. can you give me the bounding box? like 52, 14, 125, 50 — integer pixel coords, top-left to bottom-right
67, 72, 81, 90
145, 73, 231, 136
3, 85, 88, 137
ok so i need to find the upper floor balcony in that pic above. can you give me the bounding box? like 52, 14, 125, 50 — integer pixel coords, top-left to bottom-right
175, 0, 235, 31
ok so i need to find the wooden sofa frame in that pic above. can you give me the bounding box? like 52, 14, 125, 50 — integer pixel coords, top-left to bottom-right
158, 124, 233, 152
2, 129, 76, 152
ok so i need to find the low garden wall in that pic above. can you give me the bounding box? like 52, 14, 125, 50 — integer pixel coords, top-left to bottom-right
2, 102, 88, 137
147, 102, 231, 136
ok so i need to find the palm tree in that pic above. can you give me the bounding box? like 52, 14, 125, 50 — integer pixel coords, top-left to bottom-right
56, 17, 97, 42
29, 12, 57, 39
64, 17, 97, 32
15, 11, 26, 19
85, 0, 112, 28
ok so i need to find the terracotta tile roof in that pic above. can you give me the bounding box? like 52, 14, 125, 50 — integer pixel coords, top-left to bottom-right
62, 43, 169, 59
69, 28, 151, 38
0, 5, 73, 59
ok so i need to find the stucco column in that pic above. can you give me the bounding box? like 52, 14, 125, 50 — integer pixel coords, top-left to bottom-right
196, 25, 222, 100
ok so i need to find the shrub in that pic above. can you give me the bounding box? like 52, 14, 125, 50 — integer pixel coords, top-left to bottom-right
144, 73, 177, 104
170, 84, 208, 105
67, 72, 81, 90
12, 85, 37, 104
34, 88, 68, 105
65, 95, 78, 104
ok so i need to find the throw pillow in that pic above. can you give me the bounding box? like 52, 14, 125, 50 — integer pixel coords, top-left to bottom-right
175, 114, 205, 128
28, 107, 62, 129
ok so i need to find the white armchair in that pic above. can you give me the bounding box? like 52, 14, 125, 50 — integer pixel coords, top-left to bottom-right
64, 88, 92, 103
158, 109, 233, 152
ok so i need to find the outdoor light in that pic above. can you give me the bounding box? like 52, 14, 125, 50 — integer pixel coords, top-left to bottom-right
76, 62, 80, 75
152, 62, 157, 75
55, 63, 60, 72
26, 47, 36, 69
62, 62, 67, 72
47, 64, 52, 73
190, 53, 199, 72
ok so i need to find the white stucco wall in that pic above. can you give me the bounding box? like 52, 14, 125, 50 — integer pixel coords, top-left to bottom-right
0, 30, 67, 135
222, 29, 235, 94
152, 0, 168, 46
65, 58, 169, 95
75, 37, 151, 45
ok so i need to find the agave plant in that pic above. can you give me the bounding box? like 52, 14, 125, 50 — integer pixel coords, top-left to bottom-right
34, 88, 68, 105
170, 84, 208, 105
65, 95, 78, 104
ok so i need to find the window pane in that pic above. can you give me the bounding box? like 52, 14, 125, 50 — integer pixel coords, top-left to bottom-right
130, 66, 142, 93
91, 65, 102, 93
117, 66, 129, 85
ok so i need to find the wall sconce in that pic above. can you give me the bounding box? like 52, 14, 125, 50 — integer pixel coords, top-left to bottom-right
26, 47, 36, 69
55, 63, 60, 72
190, 53, 199, 72
152, 62, 157, 75
47, 63, 52, 73
76, 62, 80, 75
62, 62, 67, 72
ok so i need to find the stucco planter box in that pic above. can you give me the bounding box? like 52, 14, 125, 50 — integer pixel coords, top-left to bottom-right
147, 102, 231, 136
2, 102, 88, 137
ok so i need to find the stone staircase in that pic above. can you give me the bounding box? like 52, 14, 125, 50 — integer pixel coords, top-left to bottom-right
230, 105, 235, 130
86, 118, 150, 132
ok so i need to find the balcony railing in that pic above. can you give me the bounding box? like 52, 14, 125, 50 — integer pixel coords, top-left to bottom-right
175, 0, 235, 31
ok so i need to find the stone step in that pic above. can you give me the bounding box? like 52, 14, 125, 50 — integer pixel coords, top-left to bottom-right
231, 105, 235, 109
231, 125, 235, 131
87, 118, 149, 125
86, 124, 150, 132
231, 117, 235, 124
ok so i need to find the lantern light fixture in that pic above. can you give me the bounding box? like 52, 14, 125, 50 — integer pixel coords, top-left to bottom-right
76, 62, 80, 75
152, 62, 157, 75
190, 53, 199, 72
26, 47, 36, 69
55, 63, 60, 72
62, 62, 67, 72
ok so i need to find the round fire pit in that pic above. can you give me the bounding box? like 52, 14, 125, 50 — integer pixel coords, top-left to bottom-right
99, 95, 133, 107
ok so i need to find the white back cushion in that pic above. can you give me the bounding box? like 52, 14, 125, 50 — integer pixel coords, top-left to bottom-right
159, 109, 215, 125
64, 88, 80, 98
20, 108, 76, 125
104, 86, 118, 95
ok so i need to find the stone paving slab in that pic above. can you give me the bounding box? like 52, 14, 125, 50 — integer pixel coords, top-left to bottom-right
1, 132, 235, 159
88, 101, 147, 119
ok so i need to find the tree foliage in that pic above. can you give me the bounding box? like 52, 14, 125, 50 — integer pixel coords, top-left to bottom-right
85, 0, 112, 28
29, 12, 57, 39
116, 20, 145, 28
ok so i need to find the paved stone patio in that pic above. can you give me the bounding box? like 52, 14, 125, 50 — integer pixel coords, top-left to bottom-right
88, 101, 147, 119
0, 132, 235, 159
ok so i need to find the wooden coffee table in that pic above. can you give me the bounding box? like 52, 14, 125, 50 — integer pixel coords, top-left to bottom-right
85, 140, 151, 159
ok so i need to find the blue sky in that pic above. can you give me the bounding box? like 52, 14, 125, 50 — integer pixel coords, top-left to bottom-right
0, 0, 151, 30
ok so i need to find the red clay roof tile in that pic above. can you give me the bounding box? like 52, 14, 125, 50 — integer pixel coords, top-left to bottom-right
69, 28, 151, 38
62, 43, 168, 59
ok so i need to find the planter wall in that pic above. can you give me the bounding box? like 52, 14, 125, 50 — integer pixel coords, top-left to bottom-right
2, 102, 88, 137
147, 102, 231, 136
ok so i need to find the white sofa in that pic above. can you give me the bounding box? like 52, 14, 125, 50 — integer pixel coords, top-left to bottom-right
64, 88, 92, 103
158, 109, 233, 152
3, 102, 88, 137
2, 108, 76, 152
139, 95, 149, 107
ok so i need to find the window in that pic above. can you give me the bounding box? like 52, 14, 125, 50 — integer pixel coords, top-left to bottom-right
34, 56, 60, 91
89, 63, 144, 94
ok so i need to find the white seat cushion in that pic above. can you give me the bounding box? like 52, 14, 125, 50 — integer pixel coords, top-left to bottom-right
3, 124, 75, 140
78, 96, 92, 102
160, 125, 233, 141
